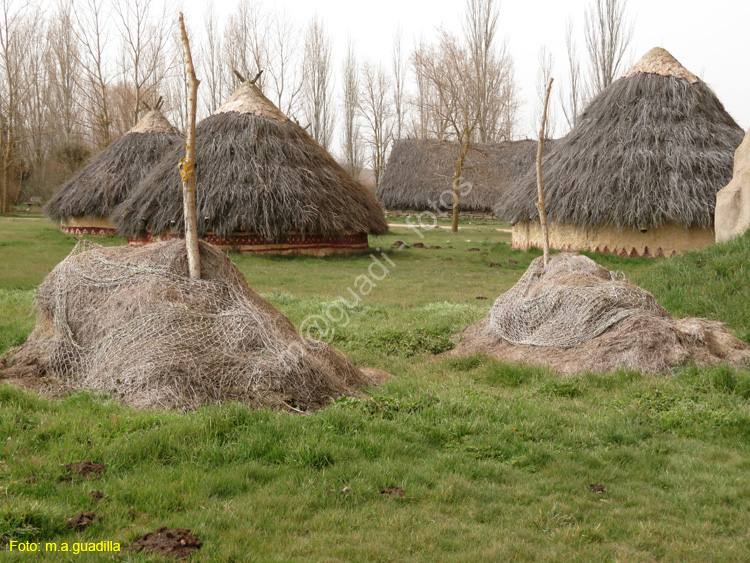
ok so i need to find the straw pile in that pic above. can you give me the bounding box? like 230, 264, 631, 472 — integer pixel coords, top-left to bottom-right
1, 241, 380, 410
452, 253, 750, 374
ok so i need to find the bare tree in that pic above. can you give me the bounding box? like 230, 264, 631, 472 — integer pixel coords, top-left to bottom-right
200, 3, 223, 115
533, 46, 555, 140
584, 0, 633, 95
412, 29, 483, 232
462, 0, 516, 143
560, 18, 582, 130
0, 0, 38, 212
411, 36, 432, 139
73, 0, 114, 148
47, 0, 81, 145
21, 13, 49, 193
302, 16, 334, 149
267, 8, 303, 119
114, 0, 171, 127
340, 40, 363, 178
392, 26, 405, 141
358, 61, 393, 188
224, 0, 268, 93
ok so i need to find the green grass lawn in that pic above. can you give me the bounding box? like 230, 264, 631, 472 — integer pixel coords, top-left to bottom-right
1, 217, 749, 561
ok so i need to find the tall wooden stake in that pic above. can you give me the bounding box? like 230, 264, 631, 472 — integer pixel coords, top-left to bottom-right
536, 77, 553, 268
178, 12, 201, 279
451, 134, 470, 233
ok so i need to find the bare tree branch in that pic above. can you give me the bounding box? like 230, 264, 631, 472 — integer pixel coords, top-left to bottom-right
584, 0, 633, 95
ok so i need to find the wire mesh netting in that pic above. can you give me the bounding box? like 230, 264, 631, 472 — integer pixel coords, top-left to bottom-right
489, 253, 669, 348
3, 240, 374, 410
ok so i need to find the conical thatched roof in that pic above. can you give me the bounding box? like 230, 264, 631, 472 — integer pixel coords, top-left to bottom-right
377, 139, 542, 213
498, 47, 744, 229
114, 82, 388, 240
45, 110, 182, 221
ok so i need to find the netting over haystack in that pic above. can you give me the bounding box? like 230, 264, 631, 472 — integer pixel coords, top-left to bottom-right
2, 240, 376, 410
489, 254, 669, 348
452, 253, 750, 374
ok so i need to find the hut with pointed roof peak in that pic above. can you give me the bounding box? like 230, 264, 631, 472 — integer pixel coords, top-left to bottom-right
45, 109, 182, 235
114, 81, 388, 255
498, 47, 744, 257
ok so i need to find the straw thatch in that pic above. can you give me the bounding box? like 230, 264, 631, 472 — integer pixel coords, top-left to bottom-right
45, 110, 182, 222
113, 82, 387, 241
452, 253, 750, 374
498, 47, 744, 229
0, 240, 384, 411
377, 138, 541, 213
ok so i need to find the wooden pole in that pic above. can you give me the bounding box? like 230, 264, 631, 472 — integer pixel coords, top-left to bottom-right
178, 13, 201, 279
536, 77, 553, 268
451, 134, 469, 233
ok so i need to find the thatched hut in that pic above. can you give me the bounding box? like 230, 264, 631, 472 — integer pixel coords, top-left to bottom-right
499, 47, 744, 257
45, 110, 182, 235
114, 82, 388, 255
377, 138, 540, 213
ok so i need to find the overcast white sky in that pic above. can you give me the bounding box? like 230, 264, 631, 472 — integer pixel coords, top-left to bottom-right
180, 0, 749, 139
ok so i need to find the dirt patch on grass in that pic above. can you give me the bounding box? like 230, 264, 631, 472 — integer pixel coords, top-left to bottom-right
379, 487, 405, 497
68, 511, 100, 530
64, 461, 107, 479
129, 526, 202, 559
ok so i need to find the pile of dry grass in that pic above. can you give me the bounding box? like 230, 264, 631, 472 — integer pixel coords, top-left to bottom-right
1, 241, 381, 410
452, 254, 750, 374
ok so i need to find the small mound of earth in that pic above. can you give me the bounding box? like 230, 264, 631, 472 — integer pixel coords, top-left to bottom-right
90, 490, 106, 500
380, 487, 405, 497
130, 527, 202, 559
452, 253, 750, 374
65, 461, 107, 479
68, 511, 99, 530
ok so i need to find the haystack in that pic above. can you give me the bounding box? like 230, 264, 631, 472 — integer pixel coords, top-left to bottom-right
0, 240, 381, 410
499, 47, 744, 257
377, 139, 540, 213
716, 128, 750, 242
452, 253, 750, 374
44, 110, 182, 235
113, 82, 388, 255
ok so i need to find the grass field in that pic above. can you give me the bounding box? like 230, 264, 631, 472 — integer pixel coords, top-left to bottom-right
1, 216, 750, 561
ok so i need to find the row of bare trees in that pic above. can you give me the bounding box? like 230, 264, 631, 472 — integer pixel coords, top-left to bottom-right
0, 0, 632, 213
